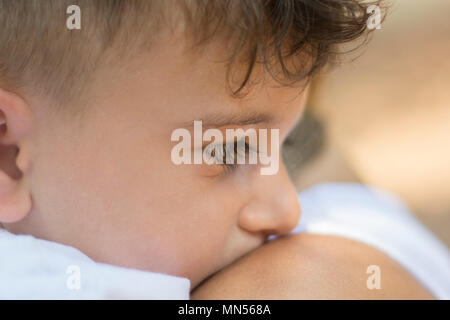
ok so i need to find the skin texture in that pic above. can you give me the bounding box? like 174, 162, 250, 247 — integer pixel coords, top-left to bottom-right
191, 234, 435, 299
0, 28, 304, 288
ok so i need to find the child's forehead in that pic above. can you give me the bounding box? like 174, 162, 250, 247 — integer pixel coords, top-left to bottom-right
144, 33, 306, 95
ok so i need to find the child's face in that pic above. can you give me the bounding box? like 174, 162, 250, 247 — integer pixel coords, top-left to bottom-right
9, 33, 306, 288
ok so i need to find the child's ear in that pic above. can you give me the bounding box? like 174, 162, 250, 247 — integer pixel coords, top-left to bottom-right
0, 87, 33, 223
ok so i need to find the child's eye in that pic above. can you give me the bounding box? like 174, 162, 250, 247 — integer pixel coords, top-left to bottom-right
211, 139, 257, 174
220, 142, 242, 173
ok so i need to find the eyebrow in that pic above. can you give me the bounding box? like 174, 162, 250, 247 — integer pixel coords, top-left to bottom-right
178, 111, 273, 129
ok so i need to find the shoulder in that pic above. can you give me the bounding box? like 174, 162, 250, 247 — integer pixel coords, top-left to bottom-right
191, 233, 434, 299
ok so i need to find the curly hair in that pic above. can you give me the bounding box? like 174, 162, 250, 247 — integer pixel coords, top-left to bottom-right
0, 0, 384, 108
183, 0, 385, 95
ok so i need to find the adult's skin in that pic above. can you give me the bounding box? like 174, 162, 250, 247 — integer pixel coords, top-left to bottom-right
191, 234, 434, 299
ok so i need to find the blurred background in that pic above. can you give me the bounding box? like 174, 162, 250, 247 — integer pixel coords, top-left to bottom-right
284, 0, 450, 247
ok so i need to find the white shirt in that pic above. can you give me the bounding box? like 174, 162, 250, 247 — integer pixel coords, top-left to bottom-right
0, 182, 448, 299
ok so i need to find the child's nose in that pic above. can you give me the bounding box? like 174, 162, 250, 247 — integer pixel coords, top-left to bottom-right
237, 165, 301, 236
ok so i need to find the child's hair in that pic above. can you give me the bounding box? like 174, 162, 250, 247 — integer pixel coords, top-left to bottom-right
0, 0, 382, 111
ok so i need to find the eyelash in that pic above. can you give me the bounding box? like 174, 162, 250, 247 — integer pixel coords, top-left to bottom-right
213, 140, 257, 174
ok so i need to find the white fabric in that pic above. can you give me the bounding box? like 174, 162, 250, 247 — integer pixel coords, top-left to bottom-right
0, 229, 190, 299
273, 182, 450, 299
0, 182, 448, 299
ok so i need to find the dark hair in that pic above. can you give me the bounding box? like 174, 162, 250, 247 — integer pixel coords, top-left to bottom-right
0, 0, 384, 108
182, 0, 384, 96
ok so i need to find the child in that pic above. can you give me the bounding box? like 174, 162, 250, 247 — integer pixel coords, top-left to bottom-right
0, 0, 448, 299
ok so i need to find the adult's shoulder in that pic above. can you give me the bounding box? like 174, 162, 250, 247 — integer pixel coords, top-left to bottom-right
191, 233, 434, 299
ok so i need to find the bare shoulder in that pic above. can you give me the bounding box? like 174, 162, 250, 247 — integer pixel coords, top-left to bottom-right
191, 234, 434, 299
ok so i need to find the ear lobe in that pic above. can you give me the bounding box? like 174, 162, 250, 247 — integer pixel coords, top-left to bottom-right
0, 88, 33, 224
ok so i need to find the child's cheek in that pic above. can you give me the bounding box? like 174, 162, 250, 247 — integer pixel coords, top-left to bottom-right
197, 163, 225, 177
